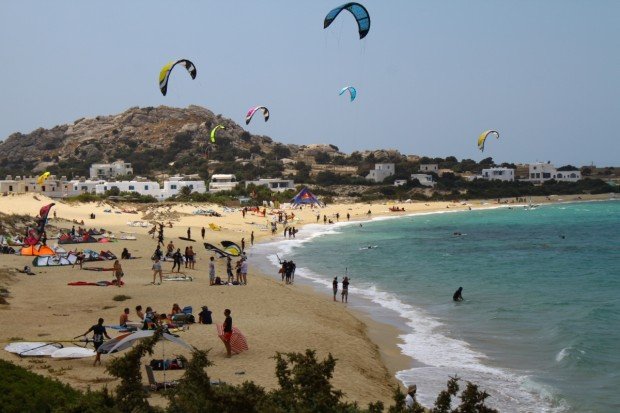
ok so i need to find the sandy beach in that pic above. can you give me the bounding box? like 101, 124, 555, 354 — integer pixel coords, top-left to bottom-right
0, 192, 610, 408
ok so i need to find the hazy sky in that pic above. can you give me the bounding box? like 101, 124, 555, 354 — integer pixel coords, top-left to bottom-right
1, 1, 619, 166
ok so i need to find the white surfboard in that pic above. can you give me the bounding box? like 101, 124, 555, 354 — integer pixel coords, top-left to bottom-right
4, 342, 63, 356
51, 347, 96, 359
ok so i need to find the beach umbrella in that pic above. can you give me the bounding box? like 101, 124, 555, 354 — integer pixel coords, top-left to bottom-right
216, 325, 249, 354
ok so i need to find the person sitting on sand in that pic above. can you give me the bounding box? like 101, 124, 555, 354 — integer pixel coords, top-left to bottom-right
198, 306, 212, 324
170, 303, 182, 318
405, 384, 418, 409
121, 248, 131, 259
119, 308, 130, 327
153, 245, 163, 261
135, 305, 144, 321
453, 287, 464, 302
166, 240, 175, 255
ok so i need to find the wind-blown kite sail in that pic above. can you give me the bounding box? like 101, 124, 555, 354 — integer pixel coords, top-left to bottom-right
159, 59, 197, 96
245, 106, 269, 125
210, 125, 224, 143
220, 241, 242, 256
24, 203, 55, 246
324, 3, 371, 39
204, 242, 232, 258
477, 130, 500, 152
339, 86, 357, 102
36, 172, 51, 185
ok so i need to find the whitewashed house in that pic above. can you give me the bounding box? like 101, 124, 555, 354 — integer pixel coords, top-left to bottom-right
209, 174, 238, 192
245, 178, 295, 192
481, 167, 515, 182
366, 163, 395, 183
411, 174, 436, 187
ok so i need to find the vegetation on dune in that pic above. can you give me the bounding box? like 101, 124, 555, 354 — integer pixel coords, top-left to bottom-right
0, 329, 499, 413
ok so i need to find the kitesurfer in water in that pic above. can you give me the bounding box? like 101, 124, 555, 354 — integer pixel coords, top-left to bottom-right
453, 287, 464, 302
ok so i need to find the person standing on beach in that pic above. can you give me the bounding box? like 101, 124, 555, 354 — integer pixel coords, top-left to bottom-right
240, 257, 248, 285
172, 248, 183, 273
187, 227, 191, 240
113, 260, 123, 287
209, 257, 216, 285
188, 246, 195, 269
250, 231, 254, 246
184, 246, 190, 269
201, 226, 206, 240
152, 258, 163, 285
347, 213, 350, 221
241, 237, 245, 252
221, 309, 233, 358
77, 318, 111, 366
332, 277, 338, 301
226, 257, 234, 283
341, 276, 349, 303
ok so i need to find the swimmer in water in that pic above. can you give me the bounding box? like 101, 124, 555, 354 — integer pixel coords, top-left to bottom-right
453, 287, 464, 302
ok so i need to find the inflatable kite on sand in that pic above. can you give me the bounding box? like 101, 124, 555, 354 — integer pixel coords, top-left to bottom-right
24, 203, 55, 247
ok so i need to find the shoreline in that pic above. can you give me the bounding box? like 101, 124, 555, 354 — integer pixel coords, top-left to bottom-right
0, 192, 615, 408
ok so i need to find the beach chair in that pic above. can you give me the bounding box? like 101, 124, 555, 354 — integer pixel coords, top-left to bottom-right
144, 365, 179, 391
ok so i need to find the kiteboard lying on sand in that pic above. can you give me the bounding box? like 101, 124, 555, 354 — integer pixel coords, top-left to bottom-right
163, 275, 193, 282
51, 347, 96, 359
4, 342, 63, 357
179, 237, 195, 242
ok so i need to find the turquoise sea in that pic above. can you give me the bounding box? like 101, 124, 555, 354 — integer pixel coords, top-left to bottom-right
252, 200, 620, 412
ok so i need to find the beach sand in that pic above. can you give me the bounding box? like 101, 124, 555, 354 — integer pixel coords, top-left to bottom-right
0, 192, 610, 407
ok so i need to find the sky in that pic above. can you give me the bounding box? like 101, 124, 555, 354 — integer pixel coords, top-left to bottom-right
1, 1, 619, 166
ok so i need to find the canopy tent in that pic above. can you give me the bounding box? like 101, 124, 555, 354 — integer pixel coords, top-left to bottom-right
291, 187, 323, 207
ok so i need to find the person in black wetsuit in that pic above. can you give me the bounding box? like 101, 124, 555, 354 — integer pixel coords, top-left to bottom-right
78, 318, 111, 366
453, 287, 464, 302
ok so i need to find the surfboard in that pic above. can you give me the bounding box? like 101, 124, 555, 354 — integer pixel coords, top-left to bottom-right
4, 342, 63, 357
179, 237, 196, 242
51, 347, 96, 359
163, 276, 193, 282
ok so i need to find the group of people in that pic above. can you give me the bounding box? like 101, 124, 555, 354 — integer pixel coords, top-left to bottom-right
210, 256, 249, 285
279, 260, 296, 284
332, 276, 350, 303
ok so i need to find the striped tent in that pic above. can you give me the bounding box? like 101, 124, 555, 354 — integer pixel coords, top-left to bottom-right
216, 325, 249, 354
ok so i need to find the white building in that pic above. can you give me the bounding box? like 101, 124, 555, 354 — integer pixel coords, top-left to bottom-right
95, 180, 161, 199
209, 174, 238, 192
411, 174, 436, 187
394, 179, 408, 187
366, 163, 395, 183
419, 164, 439, 173
245, 178, 295, 192
69, 179, 106, 194
162, 176, 207, 199
89, 160, 133, 180
481, 167, 515, 182
527, 163, 582, 184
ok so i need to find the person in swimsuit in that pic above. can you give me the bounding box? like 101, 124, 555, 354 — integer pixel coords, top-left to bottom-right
79, 318, 111, 366
113, 260, 123, 287
119, 308, 130, 327
222, 309, 233, 358
152, 258, 163, 285
453, 287, 464, 302
135, 305, 144, 321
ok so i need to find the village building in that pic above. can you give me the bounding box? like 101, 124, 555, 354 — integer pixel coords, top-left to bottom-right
526, 162, 581, 184
366, 163, 395, 183
419, 164, 439, 173
208, 174, 238, 193
245, 178, 295, 192
89, 160, 133, 180
411, 173, 436, 187
481, 167, 515, 182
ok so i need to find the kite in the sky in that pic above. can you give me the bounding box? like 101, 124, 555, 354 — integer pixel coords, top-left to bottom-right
36, 172, 51, 185
339, 86, 357, 102
24, 203, 55, 246
159, 59, 197, 96
478, 130, 500, 152
210, 125, 224, 143
324, 3, 371, 39
245, 106, 270, 125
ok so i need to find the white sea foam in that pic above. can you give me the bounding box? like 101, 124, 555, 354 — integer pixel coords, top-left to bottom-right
250, 209, 569, 412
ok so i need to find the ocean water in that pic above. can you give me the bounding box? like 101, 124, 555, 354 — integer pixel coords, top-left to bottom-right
251, 200, 620, 412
